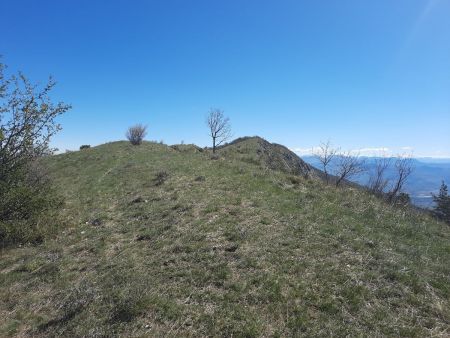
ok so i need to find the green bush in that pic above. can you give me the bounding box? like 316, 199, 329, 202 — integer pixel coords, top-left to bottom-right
0, 163, 63, 246
0, 59, 70, 246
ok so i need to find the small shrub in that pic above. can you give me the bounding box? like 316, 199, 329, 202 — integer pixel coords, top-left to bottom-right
288, 175, 303, 185
130, 196, 145, 204
87, 218, 102, 226
79, 145, 90, 150
394, 192, 411, 207
0, 162, 63, 246
154, 171, 168, 186
126, 124, 147, 145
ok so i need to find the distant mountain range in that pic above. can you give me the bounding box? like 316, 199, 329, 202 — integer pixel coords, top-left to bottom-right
302, 156, 450, 209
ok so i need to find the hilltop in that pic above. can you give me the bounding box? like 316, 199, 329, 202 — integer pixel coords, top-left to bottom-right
1, 138, 449, 337
217, 137, 313, 177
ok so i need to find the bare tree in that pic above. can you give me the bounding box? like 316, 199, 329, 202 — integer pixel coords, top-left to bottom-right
334, 151, 365, 187
314, 140, 339, 184
126, 124, 147, 145
387, 157, 414, 203
368, 156, 391, 196
206, 108, 231, 153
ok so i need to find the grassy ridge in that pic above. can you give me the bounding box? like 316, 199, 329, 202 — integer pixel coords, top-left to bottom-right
1, 140, 449, 337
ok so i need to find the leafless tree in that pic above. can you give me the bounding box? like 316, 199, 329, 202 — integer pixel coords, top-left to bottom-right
313, 140, 339, 184
368, 156, 391, 196
334, 151, 365, 187
206, 108, 231, 153
126, 124, 147, 145
387, 157, 414, 203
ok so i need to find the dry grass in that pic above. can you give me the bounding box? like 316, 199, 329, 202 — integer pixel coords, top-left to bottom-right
1, 140, 449, 337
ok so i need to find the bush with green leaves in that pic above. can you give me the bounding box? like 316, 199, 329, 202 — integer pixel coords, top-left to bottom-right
0, 60, 70, 246
0, 162, 63, 244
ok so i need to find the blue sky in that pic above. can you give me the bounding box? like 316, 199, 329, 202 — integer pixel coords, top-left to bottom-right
1, 0, 449, 157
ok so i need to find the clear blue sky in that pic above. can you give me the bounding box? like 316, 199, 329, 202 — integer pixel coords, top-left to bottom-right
1, 0, 449, 157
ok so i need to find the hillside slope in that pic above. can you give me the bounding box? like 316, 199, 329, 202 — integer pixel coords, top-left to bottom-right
218, 136, 313, 177
1, 140, 449, 337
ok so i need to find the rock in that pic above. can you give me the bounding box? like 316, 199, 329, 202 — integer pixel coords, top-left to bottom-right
131, 196, 145, 204
224, 243, 239, 252
89, 218, 102, 226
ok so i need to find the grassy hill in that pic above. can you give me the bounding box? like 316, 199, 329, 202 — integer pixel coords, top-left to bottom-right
1, 138, 449, 337
217, 136, 313, 177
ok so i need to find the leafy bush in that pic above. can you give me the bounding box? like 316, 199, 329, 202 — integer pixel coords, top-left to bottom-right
0, 59, 69, 246
0, 162, 63, 245
79, 145, 91, 150
126, 124, 147, 145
